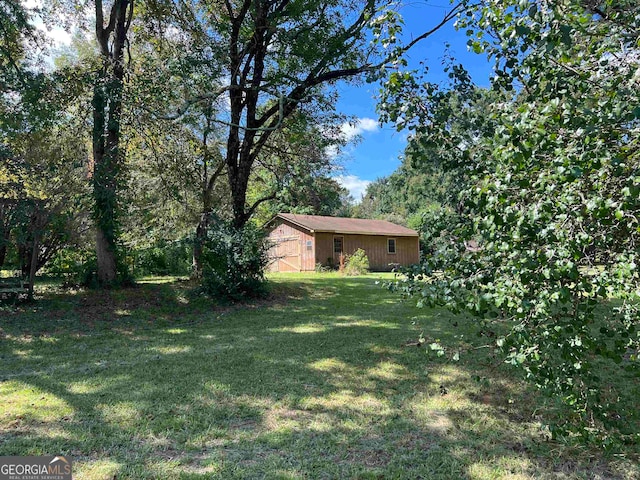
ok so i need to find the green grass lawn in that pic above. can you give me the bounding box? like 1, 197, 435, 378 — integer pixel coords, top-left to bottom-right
0, 273, 637, 479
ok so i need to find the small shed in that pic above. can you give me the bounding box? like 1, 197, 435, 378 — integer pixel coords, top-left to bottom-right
266, 213, 420, 272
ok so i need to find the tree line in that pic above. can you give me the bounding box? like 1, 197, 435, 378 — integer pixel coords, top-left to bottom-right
3, 0, 450, 284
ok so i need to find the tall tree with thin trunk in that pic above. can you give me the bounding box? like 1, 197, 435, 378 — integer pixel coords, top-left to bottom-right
92, 0, 134, 285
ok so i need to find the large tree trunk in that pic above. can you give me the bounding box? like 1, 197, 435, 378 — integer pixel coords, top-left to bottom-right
219, 0, 455, 230
92, 0, 132, 285
0, 228, 8, 269
229, 171, 250, 229
96, 228, 117, 283
92, 74, 118, 284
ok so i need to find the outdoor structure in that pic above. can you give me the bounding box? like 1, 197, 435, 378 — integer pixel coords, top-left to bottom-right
266, 213, 420, 272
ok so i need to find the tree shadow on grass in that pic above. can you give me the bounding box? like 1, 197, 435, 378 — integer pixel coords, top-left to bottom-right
0, 276, 637, 479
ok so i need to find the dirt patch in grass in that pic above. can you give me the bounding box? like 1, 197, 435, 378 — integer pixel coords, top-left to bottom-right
343, 446, 391, 469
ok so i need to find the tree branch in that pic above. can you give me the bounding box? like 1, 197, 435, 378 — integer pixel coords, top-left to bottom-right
95, 0, 109, 56
402, 2, 464, 52
156, 86, 232, 120
246, 190, 279, 219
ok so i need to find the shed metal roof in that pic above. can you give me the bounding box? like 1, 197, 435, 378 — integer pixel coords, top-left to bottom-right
274, 213, 419, 237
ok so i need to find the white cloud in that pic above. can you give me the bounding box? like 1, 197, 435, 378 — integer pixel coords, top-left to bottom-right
324, 117, 379, 160
325, 145, 339, 159
23, 1, 73, 47
335, 174, 371, 201
339, 117, 379, 141
42, 26, 73, 46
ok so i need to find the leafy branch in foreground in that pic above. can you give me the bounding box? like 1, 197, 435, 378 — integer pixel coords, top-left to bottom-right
382, 0, 640, 447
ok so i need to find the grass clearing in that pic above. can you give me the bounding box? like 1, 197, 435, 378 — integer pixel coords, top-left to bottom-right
0, 273, 638, 479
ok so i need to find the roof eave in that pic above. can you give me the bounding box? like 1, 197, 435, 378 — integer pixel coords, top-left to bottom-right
273, 214, 314, 233
275, 214, 419, 237
313, 229, 418, 237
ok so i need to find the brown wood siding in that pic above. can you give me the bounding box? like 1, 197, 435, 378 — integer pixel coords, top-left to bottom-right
315, 233, 419, 271
266, 220, 316, 272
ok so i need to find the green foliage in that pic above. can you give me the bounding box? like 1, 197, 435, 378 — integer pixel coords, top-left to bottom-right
246, 111, 353, 225
130, 240, 192, 277
355, 148, 461, 228
148, 0, 415, 229
1, 114, 90, 277
254, 175, 352, 226
381, 0, 640, 446
45, 248, 99, 288
45, 248, 90, 282
343, 248, 370, 276
199, 220, 269, 302
46, 249, 134, 289
415, 204, 460, 259
1, 3, 94, 282
357, 82, 482, 237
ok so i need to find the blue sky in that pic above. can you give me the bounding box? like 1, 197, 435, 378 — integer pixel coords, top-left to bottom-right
334, 1, 494, 200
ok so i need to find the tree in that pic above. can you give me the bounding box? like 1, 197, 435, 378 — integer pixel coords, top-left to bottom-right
1, 3, 91, 278
91, 0, 134, 285
0, 121, 89, 277
360, 81, 501, 250
151, 0, 462, 230
10, 0, 463, 284
256, 175, 351, 221
247, 111, 350, 224
354, 150, 459, 228
98, 3, 354, 277
0, 0, 32, 88
383, 0, 640, 444
127, 98, 231, 276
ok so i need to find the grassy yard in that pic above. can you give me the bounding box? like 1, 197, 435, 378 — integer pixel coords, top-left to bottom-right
0, 273, 637, 479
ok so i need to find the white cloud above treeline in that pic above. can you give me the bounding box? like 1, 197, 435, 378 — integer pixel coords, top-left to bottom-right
325, 117, 379, 160
339, 117, 379, 141
334, 174, 371, 201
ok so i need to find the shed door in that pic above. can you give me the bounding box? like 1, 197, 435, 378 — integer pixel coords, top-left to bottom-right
268, 235, 301, 272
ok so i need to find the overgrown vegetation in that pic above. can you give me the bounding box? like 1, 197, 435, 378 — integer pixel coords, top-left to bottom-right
199, 220, 270, 302
2, 0, 460, 292
4, 0, 639, 452
343, 248, 370, 276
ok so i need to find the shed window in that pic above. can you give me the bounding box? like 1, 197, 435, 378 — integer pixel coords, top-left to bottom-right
387, 238, 397, 254
306, 240, 313, 251
333, 236, 343, 255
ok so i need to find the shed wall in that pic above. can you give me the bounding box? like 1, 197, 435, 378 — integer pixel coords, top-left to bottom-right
315, 233, 419, 271
267, 221, 316, 272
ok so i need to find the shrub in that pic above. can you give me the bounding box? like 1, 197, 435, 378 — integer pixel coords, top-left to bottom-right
131, 240, 192, 277
199, 220, 269, 302
343, 248, 369, 276
46, 248, 134, 288
314, 262, 329, 273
